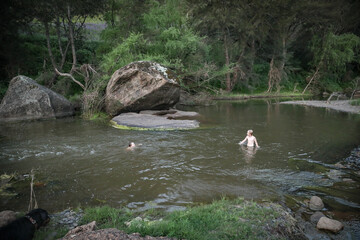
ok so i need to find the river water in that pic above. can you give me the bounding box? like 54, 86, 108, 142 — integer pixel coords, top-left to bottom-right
1, 99, 360, 219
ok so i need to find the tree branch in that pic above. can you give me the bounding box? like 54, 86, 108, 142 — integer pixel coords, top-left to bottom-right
54, 68, 85, 90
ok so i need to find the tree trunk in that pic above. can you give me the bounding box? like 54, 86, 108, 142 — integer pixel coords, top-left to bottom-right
44, 21, 57, 71
267, 57, 275, 93
48, 17, 71, 87
67, 5, 77, 74
224, 33, 231, 92
276, 36, 287, 92
44, 19, 84, 90
111, 0, 115, 27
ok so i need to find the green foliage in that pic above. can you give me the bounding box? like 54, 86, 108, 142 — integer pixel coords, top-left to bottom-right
311, 32, 360, 74
101, 33, 147, 74
100, 0, 205, 78
310, 32, 360, 91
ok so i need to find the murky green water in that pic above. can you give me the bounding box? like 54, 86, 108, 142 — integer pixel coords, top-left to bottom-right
1, 99, 360, 218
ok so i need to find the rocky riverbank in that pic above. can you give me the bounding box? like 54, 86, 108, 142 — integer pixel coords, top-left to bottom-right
280, 100, 360, 114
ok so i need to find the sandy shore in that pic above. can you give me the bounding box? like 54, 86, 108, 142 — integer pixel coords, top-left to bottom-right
280, 100, 360, 114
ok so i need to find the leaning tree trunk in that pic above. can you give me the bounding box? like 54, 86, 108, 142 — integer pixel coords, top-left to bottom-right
302, 66, 320, 94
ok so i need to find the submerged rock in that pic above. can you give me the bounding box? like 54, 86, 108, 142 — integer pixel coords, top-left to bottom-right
310, 211, 325, 224
317, 217, 344, 233
105, 61, 180, 116
309, 196, 324, 211
0, 75, 74, 122
111, 111, 199, 130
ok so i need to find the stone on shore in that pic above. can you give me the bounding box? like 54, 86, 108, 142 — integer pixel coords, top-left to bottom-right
64, 221, 96, 238
0, 75, 74, 122
316, 217, 344, 233
105, 61, 180, 116
309, 196, 324, 211
0, 210, 16, 227
280, 100, 360, 114
111, 111, 199, 130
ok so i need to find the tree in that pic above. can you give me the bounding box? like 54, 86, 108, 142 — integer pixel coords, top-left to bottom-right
32, 0, 106, 88
303, 32, 360, 93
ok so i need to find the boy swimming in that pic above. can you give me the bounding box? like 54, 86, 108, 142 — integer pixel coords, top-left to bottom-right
239, 130, 260, 148
126, 142, 136, 150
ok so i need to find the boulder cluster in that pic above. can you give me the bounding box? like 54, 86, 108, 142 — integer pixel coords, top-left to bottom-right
308, 196, 344, 234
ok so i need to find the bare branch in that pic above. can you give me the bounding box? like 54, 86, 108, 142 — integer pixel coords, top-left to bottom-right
55, 68, 85, 90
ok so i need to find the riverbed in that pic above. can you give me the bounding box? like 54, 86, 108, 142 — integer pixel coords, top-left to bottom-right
1, 99, 359, 220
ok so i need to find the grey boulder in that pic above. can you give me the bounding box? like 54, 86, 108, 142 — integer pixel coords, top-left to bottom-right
105, 61, 180, 116
0, 75, 74, 121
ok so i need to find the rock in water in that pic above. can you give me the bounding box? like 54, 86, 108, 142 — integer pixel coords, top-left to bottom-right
317, 217, 344, 233
111, 112, 199, 130
309, 196, 324, 211
0, 75, 74, 121
310, 212, 325, 224
105, 61, 180, 116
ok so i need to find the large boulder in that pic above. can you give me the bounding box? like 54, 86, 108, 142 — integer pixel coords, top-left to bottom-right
0, 75, 74, 121
105, 61, 180, 116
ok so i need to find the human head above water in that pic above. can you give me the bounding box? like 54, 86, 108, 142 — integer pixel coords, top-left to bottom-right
129, 142, 135, 147
247, 129, 253, 136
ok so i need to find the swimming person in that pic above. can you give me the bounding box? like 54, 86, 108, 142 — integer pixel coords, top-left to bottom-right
239, 130, 260, 148
126, 142, 136, 150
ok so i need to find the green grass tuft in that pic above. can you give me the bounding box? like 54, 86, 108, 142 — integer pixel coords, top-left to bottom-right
350, 98, 360, 106
32, 198, 297, 239
77, 198, 286, 240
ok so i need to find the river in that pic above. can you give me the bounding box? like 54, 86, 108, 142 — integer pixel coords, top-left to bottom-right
1, 99, 359, 220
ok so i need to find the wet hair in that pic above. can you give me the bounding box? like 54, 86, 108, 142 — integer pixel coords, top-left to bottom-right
247, 130, 253, 135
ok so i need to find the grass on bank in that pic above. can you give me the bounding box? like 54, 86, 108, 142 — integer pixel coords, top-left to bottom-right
34, 198, 299, 240
350, 98, 360, 106
213, 91, 311, 99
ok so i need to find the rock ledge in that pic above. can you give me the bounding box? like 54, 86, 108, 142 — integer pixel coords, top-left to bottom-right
110, 109, 200, 130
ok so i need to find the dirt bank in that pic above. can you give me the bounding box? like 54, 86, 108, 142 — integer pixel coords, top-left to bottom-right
280, 100, 360, 114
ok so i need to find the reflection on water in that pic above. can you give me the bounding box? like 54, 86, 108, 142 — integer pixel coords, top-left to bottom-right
0, 99, 360, 217
240, 145, 258, 164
